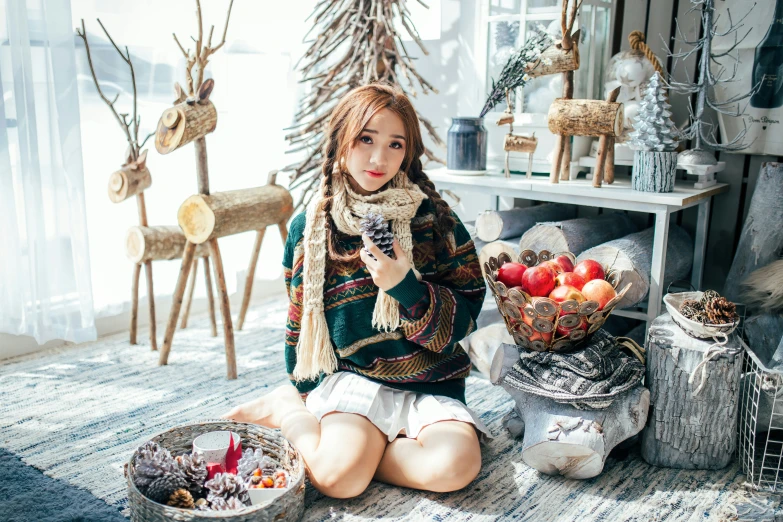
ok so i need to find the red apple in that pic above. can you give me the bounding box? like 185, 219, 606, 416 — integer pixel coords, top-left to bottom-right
529, 330, 553, 343
554, 272, 586, 291
553, 255, 575, 273
549, 285, 586, 304
497, 262, 527, 288
573, 259, 605, 282
521, 265, 556, 297
540, 260, 563, 275
581, 279, 617, 310
556, 316, 587, 337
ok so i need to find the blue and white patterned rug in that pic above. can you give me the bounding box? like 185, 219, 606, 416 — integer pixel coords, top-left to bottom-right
1, 296, 782, 521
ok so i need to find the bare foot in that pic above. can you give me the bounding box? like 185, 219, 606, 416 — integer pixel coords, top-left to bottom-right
221, 383, 305, 429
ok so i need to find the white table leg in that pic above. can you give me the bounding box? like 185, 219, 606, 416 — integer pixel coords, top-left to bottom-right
690, 199, 711, 291
648, 210, 671, 334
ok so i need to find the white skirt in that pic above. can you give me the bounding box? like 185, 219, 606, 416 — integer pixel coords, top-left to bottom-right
305, 372, 493, 443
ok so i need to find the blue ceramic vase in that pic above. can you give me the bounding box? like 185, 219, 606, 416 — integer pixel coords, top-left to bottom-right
447, 117, 487, 171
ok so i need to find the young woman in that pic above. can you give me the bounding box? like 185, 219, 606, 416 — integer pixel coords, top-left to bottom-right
223, 83, 489, 498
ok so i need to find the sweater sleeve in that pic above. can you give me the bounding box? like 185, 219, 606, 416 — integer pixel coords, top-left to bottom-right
385, 210, 486, 355
283, 213, 320, 398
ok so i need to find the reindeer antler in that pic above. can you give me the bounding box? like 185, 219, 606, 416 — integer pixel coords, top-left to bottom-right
560, 0, 583, 51
172, 0, 235, 98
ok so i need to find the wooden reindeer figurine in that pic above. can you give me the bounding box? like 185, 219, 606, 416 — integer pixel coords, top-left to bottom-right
77, 19, 159, 349
496, 89, 538, 179
155, 0, 294, 379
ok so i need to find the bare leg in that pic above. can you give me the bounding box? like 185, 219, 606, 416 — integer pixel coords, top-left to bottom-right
373, 421, 482, 493
222, 384, 387, 499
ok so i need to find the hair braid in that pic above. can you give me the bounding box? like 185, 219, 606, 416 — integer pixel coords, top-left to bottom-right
406, 158, 456, 249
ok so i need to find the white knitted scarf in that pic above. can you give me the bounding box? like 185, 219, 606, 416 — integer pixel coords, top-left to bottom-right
292, 171, 427, 381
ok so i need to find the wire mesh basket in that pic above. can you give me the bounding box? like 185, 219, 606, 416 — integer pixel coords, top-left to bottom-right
739, 337, 783, 492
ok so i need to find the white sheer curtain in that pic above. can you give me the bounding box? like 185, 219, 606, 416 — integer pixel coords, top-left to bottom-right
0, 0, 97, 346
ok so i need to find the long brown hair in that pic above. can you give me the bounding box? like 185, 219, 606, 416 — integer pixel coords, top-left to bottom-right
319, 83, 456, 262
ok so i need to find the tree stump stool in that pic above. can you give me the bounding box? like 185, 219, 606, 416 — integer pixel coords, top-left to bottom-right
641, 313, 743, 469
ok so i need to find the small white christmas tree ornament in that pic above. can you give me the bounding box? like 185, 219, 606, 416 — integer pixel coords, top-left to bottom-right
631, 72, 679, 192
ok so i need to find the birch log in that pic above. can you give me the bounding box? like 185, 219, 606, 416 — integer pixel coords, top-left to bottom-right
723, 162, 783, 303
641, 313, 742, 469
576, 225, 693, 308
519, 213, 637, 256
126, 226, 209, 263
491, 344, 649, 479
155, 100, 218, 155
461, 323, 512, 377
108, 166, 152, 203
478, 239, 521, 279
631, 151, 677, 192
178, 186, 295, 244
474, 204, 576, 242
548, 99, 624, 137
527, 39, 580, 77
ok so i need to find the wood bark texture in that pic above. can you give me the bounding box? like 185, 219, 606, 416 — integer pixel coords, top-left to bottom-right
125, 225, 209, 264
475, 204, 576, 242
576, 225, 693, 308
632, 151, 677, 192
519, 213, 637, 257
723, 162, 783, 303
478, 239, 521, 279
108, 166, 152, 203
527, 40, 580, 77
548, 98, 624, 137
491, 344, 649, 479
155, 101, 218, 155
462, 323, 512, 377
641, 313, 742, 469
604, 137, 616, 184
209, 238, 237, 380
144, 260, 157, 351
159, 242, 197, 366
178, 186, 295, 244
504, 134, 538, 153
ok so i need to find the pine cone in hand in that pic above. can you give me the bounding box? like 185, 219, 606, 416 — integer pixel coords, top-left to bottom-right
205, 472, 250, 507
705, 296, 736, 325
167, 488, 195, 509
133, 442, 177, 493
359, 212, 394, 259
147, 473, 189, 504
175, 453, 207, 498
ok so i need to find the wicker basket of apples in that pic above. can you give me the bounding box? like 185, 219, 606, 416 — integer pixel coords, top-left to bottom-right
484, 249, 632, 353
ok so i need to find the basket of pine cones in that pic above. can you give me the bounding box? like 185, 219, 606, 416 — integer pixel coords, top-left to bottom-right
125, 421, 304, 521
663, 289, 740, 339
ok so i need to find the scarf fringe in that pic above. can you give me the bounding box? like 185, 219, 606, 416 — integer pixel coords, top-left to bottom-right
293, 308, 337, 381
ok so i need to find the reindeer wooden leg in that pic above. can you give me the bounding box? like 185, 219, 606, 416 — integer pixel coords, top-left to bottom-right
159, 241, 197, 366
560, 137, 571, 181
203, 255, 218, 337
208, 238, 237, 380
130, 263, 141, 345
180, 256, 199, 329
549, 134, 564, 183
278, 220, 289, 243
144, 261, 157, 350
238, 228, 266, 331
593, 135, 609, 188
605, 137, 616, 184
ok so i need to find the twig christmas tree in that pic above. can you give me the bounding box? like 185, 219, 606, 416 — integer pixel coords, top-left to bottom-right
284, 0, 444, 212
631, 72, 679, 192
664, 0, 758, 165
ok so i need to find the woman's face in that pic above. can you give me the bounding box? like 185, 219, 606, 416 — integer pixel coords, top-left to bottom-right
344, 108, 407, 195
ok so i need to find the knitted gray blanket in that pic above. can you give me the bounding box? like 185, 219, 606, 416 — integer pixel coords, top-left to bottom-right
503, 329, 645, 409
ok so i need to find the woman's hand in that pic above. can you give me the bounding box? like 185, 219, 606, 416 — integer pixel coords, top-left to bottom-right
360, 236, 412, 292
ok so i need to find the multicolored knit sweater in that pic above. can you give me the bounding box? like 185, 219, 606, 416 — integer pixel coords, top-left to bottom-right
282, 199, 486, 404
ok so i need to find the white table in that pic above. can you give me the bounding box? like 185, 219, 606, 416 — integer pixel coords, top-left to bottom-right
426, 168, 728, 330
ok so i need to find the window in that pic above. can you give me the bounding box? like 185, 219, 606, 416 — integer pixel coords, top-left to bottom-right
476, 0, 616, 171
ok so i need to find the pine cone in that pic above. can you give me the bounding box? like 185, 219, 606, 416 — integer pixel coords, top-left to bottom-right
700, 289, 720, 306
359, 212, 394, 259
209, 496, 247, 511
176, 453, 207, 498
167, 488, 195, 509
237, 448, 264, 479
147, 473, 189, 504
205, 472, 250, 507
133, 442, 177, 493
705, 296, 736, 325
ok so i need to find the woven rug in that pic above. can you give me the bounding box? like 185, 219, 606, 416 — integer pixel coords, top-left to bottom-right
1, 296, 782, 521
